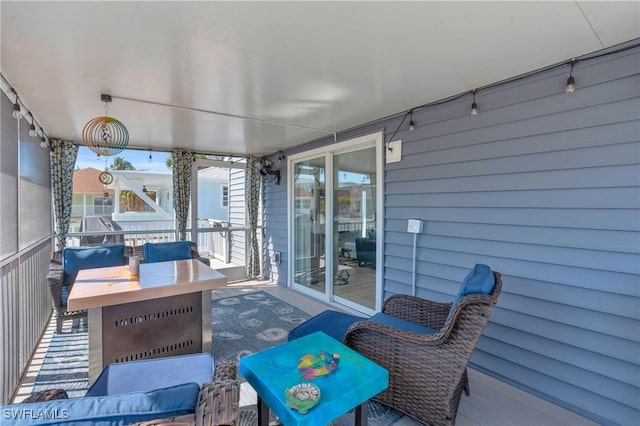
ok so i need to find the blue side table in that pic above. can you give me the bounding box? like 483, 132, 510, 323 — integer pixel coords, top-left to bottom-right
240, 331, 388, 426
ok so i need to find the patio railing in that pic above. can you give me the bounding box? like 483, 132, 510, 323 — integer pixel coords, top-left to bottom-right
0, 238, 52, 404
65, 220, 247, 269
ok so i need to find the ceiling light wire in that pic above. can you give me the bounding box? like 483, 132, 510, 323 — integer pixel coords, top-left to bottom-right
109, 94, 337, 140
385, 41, 640, 144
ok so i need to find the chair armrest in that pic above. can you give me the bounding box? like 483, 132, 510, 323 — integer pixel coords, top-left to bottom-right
383, 294, 451, 330
21, 389, 69, 403
195, 379, 240, 426
193, 253, 211, 267
345, 319, 451, 348
47, 262, 65, 309
190, 242, 211, 267
131, 380, 240, 426
213, 361, 237, 382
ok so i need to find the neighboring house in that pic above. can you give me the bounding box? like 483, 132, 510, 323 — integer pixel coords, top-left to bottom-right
71, 167, 115, 222
196, 166, 230, 221
71, 166, 229, 226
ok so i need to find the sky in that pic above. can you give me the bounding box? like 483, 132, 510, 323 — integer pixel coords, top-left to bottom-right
75, 146, 171, 172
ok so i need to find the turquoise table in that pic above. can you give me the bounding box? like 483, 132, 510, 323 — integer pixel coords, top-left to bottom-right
240, 331, 389, 426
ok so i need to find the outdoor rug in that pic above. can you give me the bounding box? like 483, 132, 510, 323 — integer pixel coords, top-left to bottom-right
211, 291, 310, 365
31, 290, 404, 425
31, 321, 89, 398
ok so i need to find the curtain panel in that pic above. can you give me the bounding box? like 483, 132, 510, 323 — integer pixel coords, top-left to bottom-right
49, 139, 78, 250
172, 150, 194, 240
246, 157, 262, 278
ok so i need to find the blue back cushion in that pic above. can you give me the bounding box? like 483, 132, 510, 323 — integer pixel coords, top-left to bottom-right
143, 241, 192, 263
2, 382, 199, 425
450, 264, 495, 313
288, 310, 364, 342
62, 244, 126, 287
371, 313, 437, 335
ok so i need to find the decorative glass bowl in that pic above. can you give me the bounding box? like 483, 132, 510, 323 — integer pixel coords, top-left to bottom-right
285, 383, 321, 413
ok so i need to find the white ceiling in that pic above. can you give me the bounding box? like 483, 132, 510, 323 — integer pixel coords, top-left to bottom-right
2, 1, 639, 156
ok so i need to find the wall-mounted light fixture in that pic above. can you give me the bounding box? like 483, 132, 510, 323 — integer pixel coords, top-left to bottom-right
259, 158, 281, 185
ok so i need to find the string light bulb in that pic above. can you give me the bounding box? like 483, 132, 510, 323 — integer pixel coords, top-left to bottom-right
28, 114, 38, 137
40, 135, 48, 149
148, 150, 153, 162
408, 110, 415, 131
11, 90, 22, 120
471, 90, 478, 116
566, 60, 576, 93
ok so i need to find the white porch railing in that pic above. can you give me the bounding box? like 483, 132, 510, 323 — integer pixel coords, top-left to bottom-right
65, 219, 241, 267
0, 239, 52, 404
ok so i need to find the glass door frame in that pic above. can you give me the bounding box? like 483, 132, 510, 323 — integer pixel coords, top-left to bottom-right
287, 131, 384, 314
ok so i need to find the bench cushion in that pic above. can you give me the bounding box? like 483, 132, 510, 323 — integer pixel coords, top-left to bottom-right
86, 353, 213, 397
3, 382, 199, 425
143, 241, 192, 263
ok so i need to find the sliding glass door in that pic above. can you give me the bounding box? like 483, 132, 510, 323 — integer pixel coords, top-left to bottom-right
289, 133, 382, 314
292, 157, 326, 294
332, 148, 377, 309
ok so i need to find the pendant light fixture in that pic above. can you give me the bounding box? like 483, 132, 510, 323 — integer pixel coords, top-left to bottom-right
82, 94, 129, 156
566, 60, 576, 93
28, 113, 38, 137
471, 89, 478, 116
10, 88, 22, 120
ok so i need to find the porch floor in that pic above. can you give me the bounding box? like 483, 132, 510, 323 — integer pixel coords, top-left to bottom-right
14, 279, 597, 426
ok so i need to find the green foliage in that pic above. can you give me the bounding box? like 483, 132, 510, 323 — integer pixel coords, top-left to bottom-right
110, 156, 135, 170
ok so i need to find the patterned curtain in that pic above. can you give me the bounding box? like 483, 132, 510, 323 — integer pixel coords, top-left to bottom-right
172, 149, 194, 240
246, 156, 262, 278
50, 139, 79, 250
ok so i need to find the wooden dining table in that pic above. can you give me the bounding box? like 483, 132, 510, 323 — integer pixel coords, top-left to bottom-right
68, 258, 227, 383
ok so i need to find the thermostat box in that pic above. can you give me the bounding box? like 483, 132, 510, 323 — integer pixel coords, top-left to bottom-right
407, 219, 423, 234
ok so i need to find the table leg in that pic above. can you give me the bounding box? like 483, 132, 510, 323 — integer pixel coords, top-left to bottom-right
257, 396, 270, 426
354, 401, 368, 426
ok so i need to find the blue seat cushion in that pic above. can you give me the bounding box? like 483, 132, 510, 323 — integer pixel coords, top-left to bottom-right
143, 241, 192, 263
87, 353, 213, 397
2, 382, 199, 425
62, 244, 126, 288
288, 310, 365, 342
450, 264, 495, 315
370, 313, 437, 335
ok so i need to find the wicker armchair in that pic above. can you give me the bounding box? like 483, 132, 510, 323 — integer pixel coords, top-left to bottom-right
47, 253, 86, 334
344, 271, 502, 426
47, 245, 131, 333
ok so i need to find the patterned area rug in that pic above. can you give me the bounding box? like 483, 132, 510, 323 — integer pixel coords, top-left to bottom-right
211, 291, 310, 366
32, 290, 404, 425
31, 321, 89, 398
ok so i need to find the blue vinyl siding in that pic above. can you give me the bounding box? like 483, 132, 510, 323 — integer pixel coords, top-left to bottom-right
229, 167, 246, 267
263, 44, 640, 424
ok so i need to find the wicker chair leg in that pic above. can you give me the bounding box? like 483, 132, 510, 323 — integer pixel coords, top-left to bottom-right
463, 369, 470, 396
